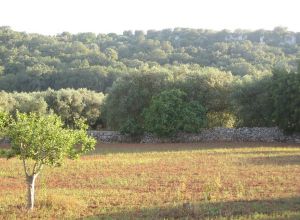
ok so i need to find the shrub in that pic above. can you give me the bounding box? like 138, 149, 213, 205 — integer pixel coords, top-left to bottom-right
144, 89, 206, 137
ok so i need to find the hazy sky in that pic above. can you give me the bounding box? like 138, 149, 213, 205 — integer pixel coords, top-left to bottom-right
1, 0, 299, 35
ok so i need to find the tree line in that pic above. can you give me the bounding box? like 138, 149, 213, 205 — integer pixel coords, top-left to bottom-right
1, 66, 299, 136
103, 67, 300, 135
0, 89, 104, 129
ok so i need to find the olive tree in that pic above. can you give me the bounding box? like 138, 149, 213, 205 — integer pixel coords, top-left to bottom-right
271, 68, 300, 132
5, 112, 96, 210
103, 72, 169, 135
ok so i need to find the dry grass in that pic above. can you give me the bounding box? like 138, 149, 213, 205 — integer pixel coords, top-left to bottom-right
0, 142, 300, 219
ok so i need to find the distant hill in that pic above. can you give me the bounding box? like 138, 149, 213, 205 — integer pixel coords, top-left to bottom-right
0, 26, 299, 92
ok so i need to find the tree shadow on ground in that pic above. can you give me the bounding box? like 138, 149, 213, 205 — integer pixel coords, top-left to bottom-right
246, 155, 300, 166
81, 196, 300, 220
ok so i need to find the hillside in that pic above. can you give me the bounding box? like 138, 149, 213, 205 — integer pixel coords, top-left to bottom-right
0, 26, 299, 92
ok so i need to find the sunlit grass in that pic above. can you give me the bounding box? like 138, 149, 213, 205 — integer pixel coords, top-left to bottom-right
0, 142, 300, 219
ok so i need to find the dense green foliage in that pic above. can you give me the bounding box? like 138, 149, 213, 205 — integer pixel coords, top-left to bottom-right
103, 72, 169, 134
6, 112, 96, 165
174, 68, 235, 127
0, 27, 299, 134
0, 26, 299, 92
104, 66, 300, 135
232, 68, 300, 132
271, 69, 300, 132
103, 67, 235, 135
231, 73, 275, 127
0, 89, 105, 128
144, 89, 206, 136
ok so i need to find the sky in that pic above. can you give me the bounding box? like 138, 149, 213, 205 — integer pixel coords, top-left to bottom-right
1, 0, 299, 35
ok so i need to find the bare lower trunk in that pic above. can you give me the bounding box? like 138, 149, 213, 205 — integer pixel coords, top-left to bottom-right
27, 175, 37, 210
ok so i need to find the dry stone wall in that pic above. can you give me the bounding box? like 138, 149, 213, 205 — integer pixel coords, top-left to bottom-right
87, 127, 300, 144
88, 131, 134, 143
2, 127, 300, 144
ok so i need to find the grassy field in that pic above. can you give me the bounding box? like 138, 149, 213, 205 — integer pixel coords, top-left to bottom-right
0, 142, 300, 219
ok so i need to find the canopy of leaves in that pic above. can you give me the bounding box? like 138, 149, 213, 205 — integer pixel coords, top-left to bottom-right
144, 89, 207, 137
6, 112, 96, 167
0, 26, 299, 92
174, 67, 234, 113
0, 89, 105, 128
103, 71, 170, 135
232, 67, 300, 132
271, 69, 300, 132
231, 73, 275, 127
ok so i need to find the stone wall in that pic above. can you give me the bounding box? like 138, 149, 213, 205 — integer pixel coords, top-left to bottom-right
1, 127, 299, 144
87, 127, 300, 144
88, 131, 134, 143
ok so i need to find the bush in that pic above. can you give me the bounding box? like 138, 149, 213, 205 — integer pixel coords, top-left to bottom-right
144, 89, 206, 137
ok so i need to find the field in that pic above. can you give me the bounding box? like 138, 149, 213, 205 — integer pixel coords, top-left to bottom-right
0, 142, 300, 219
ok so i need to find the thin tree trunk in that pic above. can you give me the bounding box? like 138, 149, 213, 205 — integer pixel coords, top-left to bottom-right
27, 174, 37, 210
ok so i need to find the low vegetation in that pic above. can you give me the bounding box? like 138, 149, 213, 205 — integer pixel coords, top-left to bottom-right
0, 142, 299, 219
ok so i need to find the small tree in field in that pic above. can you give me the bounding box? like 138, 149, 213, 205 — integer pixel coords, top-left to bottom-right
5, 112, 96, 209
